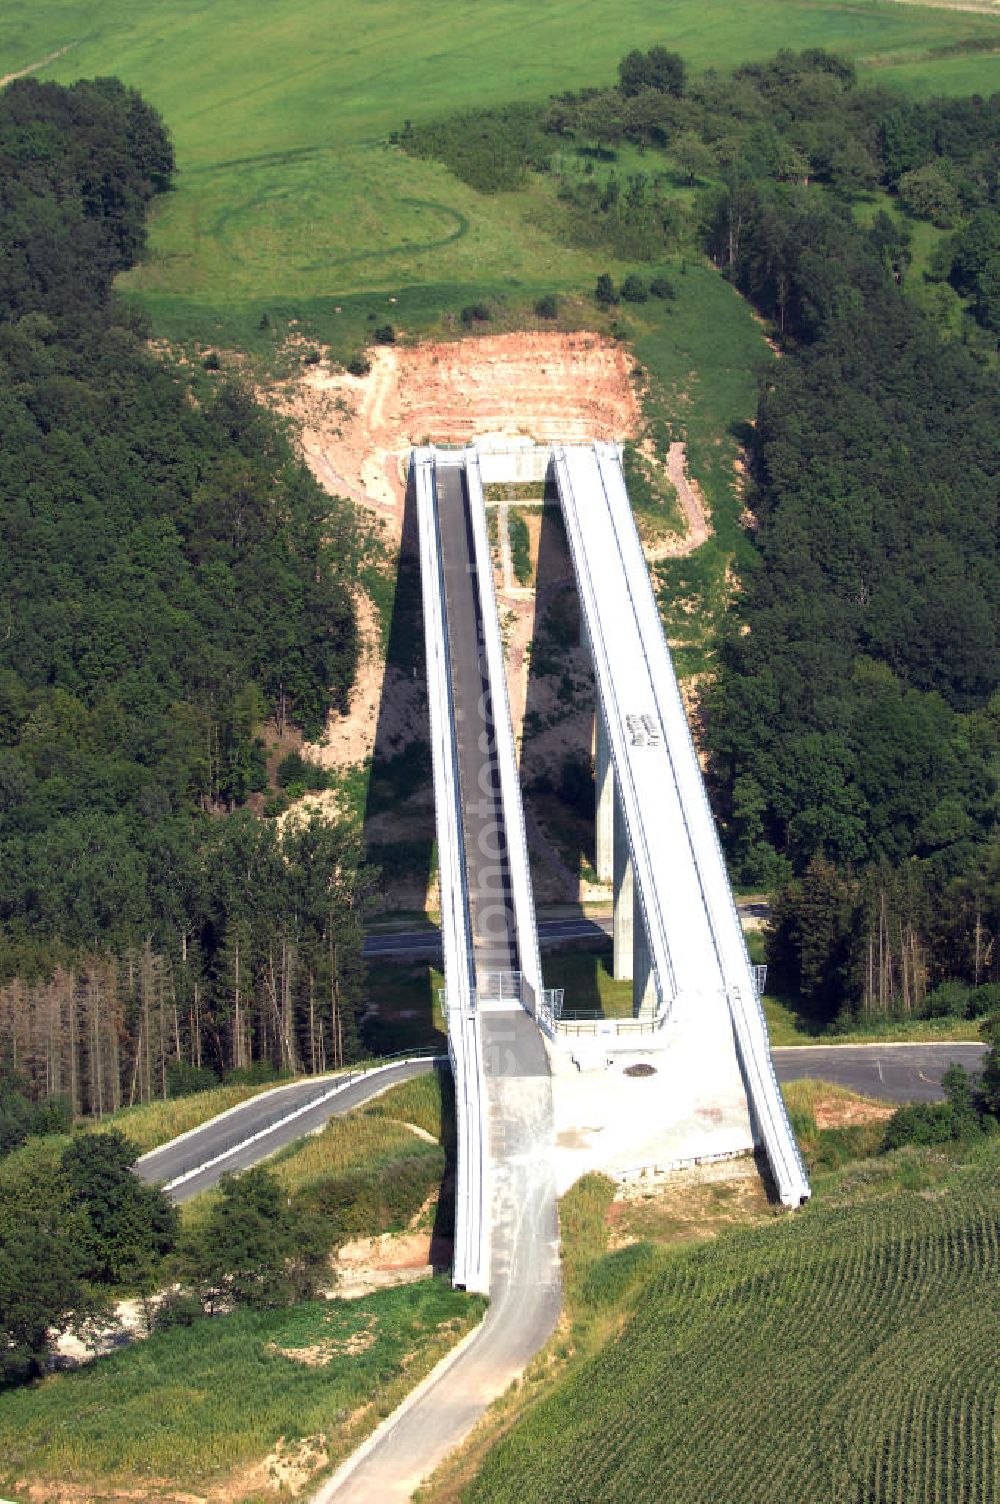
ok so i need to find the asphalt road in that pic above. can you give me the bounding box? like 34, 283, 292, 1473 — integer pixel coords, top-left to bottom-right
135, 1041, 988, 1204
364, 906, 770, 960
317, 1008, 560, 1504
135, 1057, 440, 1203
130, 1036, 984, 1499
773, 1041, 986, 1102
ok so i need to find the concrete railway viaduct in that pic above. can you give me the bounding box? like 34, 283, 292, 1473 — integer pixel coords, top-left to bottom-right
138, 441, 834, 1500
413, 441, 810, 1309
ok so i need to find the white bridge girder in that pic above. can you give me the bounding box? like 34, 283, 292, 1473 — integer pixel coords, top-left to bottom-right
552, 442, 810, 1207
414, 440, 807, 1287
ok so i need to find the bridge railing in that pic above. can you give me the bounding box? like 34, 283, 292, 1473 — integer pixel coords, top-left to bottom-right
553, 442, 808, 1207
413, 450, 490, 1292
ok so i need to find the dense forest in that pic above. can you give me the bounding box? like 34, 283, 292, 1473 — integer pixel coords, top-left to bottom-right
697, 63, 999, 1025
404, 50, 999, 1026
0, 79, 372, 1115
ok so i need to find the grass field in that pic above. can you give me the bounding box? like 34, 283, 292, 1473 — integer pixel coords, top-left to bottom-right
544, 945, 641, 1018
1, 0, 996, 342
628, 266, 771, 673
462, 1135, 1000, 1504
0, 1278, 484, 1501
763, 992, 987, 1046
179, 1071, 450, 1240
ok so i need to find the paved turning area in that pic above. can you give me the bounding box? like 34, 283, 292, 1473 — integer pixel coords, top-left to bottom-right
772, 1042, 987, 1102
134, 1042, 988, 1207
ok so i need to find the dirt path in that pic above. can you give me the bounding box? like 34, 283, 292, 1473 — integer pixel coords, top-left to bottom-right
666, 440, 711, 548
875, 0, 998, 12
264, 331, 720, 909
0, 43, 75, 89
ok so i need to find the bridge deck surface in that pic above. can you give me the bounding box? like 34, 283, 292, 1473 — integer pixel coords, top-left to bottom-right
436, 462, 518, 980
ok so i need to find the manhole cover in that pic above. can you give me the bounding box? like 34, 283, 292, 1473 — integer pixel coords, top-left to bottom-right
624, 1063, 657, 1078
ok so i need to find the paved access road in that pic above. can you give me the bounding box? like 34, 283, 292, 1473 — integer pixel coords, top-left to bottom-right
135, 1042, 988, 1203
316, 1008, 561, 1504
773, 1042, 986, 1102
135, 1057, 439, 1203
363, 904, 769, 960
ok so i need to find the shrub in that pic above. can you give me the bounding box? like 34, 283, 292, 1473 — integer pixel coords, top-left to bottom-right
372, 323, 396, 345
649, 276, 676, 300
898, 162, 961, 228
166, 1061, 220, 1099
293, 1145, 445, 1243
508, 508, 532, 585
0, 1071, 71, 1158
153, 1289, 203, 1331
559, 754, 593, 814
980, 1018, 1000, 1115
535, 293, 559, 319
225, 1061, 288, 1087
202, 351, 221, 371
347, 353, 371, 376
595, 273, 618, 306
399, 102, 551, 192
61, 1130, 178, 1287
181, 1167, 329, 1311
920, 980, 971, 1018
618, 46, 685, 98
620, 273, 648, 303
276, 751, 328, 791
460, 302, 491, 325
942, 1063, 981, 1138
968, 982, 1000, 1018
883, 1101, 956, 1151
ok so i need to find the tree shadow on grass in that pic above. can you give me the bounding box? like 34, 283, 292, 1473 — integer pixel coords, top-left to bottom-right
429, 1061, 456, 1270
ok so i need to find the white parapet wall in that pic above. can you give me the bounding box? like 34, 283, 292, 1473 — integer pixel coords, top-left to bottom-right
412, 449, 490, 1292
475, 441, 553, 487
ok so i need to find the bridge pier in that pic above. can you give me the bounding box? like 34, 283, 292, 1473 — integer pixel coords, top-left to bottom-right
633, 910, 657, 1018
595, 712, 614, 884
612, 790, 634, 981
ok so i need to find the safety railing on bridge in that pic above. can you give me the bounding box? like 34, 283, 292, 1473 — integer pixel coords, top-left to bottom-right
413, 450, 490, 1292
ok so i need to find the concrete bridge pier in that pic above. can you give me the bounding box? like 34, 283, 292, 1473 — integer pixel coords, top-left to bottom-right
612, 790, 634, 981
633, 908, 657, 1017
595, 712, 614, 884
601, 712, 658, 1014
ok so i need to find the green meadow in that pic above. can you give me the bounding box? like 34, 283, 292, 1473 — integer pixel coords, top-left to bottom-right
1, 0, 997, 337
0, 1280, 484, 1496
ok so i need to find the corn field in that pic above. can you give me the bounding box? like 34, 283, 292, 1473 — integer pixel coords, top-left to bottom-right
468, 1154, 1000, 1503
